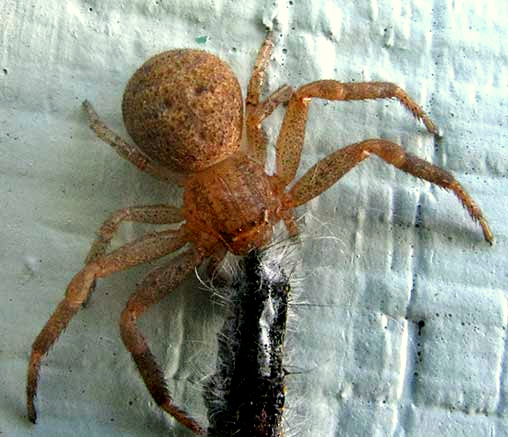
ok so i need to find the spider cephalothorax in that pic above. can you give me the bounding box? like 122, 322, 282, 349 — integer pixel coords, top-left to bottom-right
27, 32, 492, 435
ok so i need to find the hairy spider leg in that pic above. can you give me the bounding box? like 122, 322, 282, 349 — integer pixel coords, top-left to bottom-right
246, 33, 293, 165
246, 32, 274, 163
83, 100, 183, 184
273, 80, 493, 242
119, 247, 206, 435
86, 204, 184, 263
82, 204, 184, 307
275, 80, 440, 188
285, 138, 492, 242
246, 32, 274, 108
27, 228, 189, 424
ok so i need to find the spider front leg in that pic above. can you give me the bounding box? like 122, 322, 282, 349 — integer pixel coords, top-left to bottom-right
82, 204, 184, 307
283, 138, 493, 243
86, 204, 184, 263
120, 247, 206, 435
27, 228, 189, 424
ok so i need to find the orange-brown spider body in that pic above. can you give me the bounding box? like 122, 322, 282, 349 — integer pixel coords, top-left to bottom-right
183, 154, 283, 255
122, 49, 286, 255
122, 49, 244, 173
27, 33, 493, 435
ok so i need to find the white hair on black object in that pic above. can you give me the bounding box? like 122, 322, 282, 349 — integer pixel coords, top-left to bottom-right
201, 234, 304, 437
166, 211, 349, 435
193, 219, 340, 435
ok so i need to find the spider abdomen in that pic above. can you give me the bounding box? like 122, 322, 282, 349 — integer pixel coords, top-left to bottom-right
183, 154, 281, 255
122, 49, 243, 173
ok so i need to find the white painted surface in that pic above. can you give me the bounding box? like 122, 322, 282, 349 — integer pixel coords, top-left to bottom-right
1, 1, 507, 436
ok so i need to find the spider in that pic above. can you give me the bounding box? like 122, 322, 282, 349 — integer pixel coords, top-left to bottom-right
27, 32, 493, 435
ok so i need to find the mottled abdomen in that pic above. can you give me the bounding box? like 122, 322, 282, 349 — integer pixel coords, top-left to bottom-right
122, 49, 243, 173
183, 154, 281, 255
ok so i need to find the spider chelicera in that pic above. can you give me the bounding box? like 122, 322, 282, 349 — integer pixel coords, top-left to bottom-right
27, 32, 492, 435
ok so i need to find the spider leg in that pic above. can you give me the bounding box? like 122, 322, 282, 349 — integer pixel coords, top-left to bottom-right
27, 228, 189, 424
283, 138, 493, 243
275, 80, 440, 188
82, 100, 184, 184
83, 204, 184, 307
86, 204, 184, 263
120, 247, 206, 435
247, 85, 294, 165
246, 32, 274, 112
246, 32, 293, 164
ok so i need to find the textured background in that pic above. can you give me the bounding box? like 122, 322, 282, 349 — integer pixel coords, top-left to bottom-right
1, 1, 507, 436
